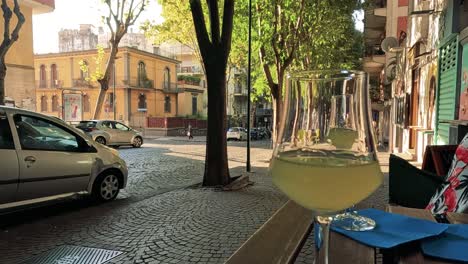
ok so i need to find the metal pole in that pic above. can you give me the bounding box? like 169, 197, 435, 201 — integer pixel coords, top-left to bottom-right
246, 0, 252, 172
113, 61, 116, 120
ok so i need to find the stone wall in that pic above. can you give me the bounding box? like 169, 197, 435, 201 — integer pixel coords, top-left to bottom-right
5, 65, 35, 111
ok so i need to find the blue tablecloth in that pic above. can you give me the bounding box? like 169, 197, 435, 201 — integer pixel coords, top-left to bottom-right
421, 224, 468, 262
328, 209, 448, 249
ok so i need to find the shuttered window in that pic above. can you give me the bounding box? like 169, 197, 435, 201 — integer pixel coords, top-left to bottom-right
435, 35, 460, 144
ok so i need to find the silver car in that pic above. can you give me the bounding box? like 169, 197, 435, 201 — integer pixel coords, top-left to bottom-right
77, 120, 143, 148
0, 106, 128, 207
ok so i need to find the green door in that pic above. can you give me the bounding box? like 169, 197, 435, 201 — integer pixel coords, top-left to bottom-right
435, 35, 460, 144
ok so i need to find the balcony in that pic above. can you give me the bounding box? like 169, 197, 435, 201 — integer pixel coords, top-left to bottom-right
73, 78, 95, 88
36, 80, 63, 89
256, 108, 273, 116
364, 45, 386, 73
162, 82, 180, 93
123, 78, 154, 89
178, 66, 203, 75
233, 87, 247, 97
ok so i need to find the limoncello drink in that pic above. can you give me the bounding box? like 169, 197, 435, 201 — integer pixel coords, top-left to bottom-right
327, 127, 359, 149
271, 150, 383, 214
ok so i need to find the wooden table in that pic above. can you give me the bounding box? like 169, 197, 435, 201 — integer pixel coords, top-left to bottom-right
226, 202, 468, 264
323, 206, 468, 264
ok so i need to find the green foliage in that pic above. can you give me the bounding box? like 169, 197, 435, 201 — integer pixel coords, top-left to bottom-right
79, 45, 106, 82
177, 75, 201, 84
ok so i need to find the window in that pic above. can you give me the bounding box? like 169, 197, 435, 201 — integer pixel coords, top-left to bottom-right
39, 65, 47, 88
101, 121, 113, 129
107, 92, 114, 111
163, 67, 170, 89
50, 64, 58, 88
164, 96, 171, 113
13, 115, 80, 152
229, 128, 239, 132
83, 94, 90, 112
51, 95, 59, 112
138, 93, 147, 111
0, 113, 14, 149
137, 61, 147, 87
192, 96, 198, 116
114, 122, 130, 131
40, 96, 48, 112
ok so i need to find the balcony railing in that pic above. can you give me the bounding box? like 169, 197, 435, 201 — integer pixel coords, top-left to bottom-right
178, 66, 203, 74
234, 87, 248, 96
162, 82, 180, 93
36, 80, 63, 89
123, 78, 154, 89
73, 78, 95, 88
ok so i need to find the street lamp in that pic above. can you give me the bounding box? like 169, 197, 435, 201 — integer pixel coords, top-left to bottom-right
246, 0, 252, 172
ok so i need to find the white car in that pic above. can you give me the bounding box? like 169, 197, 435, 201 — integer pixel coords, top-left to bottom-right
0, 106, 128, 208
227, 127, 247, 141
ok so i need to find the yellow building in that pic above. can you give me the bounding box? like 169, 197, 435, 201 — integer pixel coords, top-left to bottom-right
34, 47, 205, 128
1, 0, 55, 110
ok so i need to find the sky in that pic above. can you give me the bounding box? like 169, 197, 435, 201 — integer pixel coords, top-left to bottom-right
32, 0, 163, 54
33, 1, 364, 54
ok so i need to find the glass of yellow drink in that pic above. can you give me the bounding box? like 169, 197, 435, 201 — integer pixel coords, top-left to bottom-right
270, 70, 383, 264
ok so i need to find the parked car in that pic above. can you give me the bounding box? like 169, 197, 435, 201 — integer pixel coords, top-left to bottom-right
250, 128, 259, 140
257, 127, 271, 139
76, 120, 143, 148
227, 127, 247, 141
0, 106, 128, 207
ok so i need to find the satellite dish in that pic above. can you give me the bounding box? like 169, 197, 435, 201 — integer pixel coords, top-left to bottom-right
381, 37, 402, 53
385, 60, 397, 81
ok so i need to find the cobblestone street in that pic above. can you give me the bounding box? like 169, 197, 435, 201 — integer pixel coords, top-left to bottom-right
0, 137, 389, 264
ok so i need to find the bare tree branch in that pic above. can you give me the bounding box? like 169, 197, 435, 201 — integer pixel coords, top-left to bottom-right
207, 0, 220, 44
220, 0, 234, 61
0, 0, 24, 58
190, 0, 211, 58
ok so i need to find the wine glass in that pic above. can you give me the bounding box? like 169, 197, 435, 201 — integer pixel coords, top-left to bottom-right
269, 70, 383, 263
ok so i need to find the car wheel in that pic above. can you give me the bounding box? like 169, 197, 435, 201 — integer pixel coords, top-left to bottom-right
95, 136, 106, 145
92, 172, 121, 202
132, 136, 143, 148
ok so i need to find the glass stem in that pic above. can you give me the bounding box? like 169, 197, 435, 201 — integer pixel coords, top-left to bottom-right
315, 216, 332, 264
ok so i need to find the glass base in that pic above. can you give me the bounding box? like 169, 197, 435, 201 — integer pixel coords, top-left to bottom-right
332, 211, 376, 231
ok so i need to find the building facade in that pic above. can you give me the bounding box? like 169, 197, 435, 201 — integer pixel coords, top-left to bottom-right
58, 24, 98, 52
366, 0, 468, 161
1, 0, 55, 109
34, 47, 205, 128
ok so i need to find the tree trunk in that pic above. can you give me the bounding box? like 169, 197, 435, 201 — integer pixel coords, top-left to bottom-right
204, 62, 230, 186
93, 80, 109, 119
0, 61, 6, 105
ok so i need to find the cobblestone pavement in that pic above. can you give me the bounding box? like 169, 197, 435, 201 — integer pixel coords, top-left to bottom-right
0, 138, 390, 264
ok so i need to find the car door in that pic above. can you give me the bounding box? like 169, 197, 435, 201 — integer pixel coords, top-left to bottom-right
113, 122, 133, 143
12, 114, 95, 201
99, 121, 115, 144
0, 110, 19, 204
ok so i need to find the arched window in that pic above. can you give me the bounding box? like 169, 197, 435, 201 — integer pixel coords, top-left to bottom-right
40, 96, 48, 112
138, 93, 147, 111
80, 61, 89, 80
83, 94, 90, 112
51, 95, 59, 112
50, 64, 58, 88
163, 67, 170, 90
39, 65, 47, 88
137, 61, 147, 87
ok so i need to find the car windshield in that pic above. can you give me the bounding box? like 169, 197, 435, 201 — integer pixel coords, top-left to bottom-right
228, 128, 238, 132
